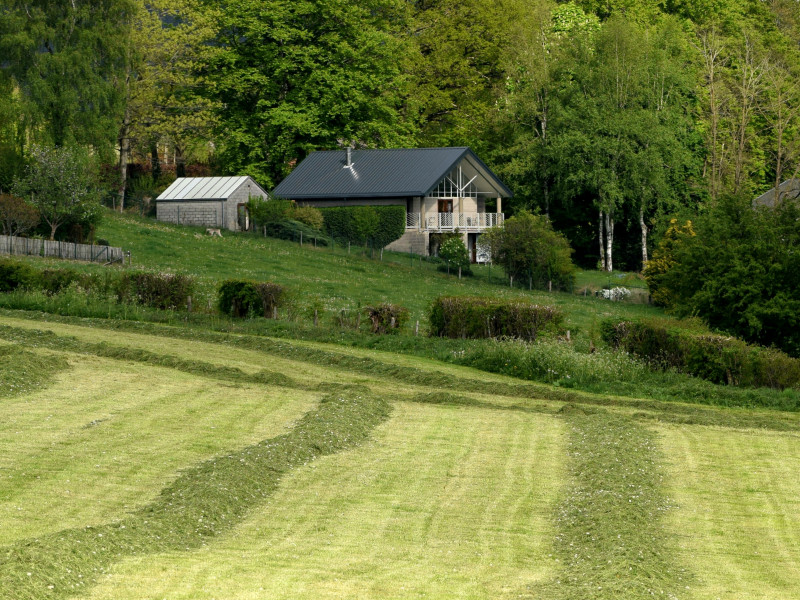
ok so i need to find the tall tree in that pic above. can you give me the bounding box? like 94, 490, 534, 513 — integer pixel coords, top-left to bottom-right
0, 0, 136, 152
207, 0, 415, 188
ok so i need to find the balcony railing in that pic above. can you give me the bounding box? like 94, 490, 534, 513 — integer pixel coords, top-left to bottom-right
405, 212, 504, 231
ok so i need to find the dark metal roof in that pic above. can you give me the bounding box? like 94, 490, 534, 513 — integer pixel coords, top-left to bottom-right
272, 147, 513, 199
754, 179, 800, 207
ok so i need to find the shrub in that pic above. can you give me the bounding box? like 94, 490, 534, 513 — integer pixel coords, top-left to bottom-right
363, 303, 409, 334
293, 205, 324, 231
262, 219, 330, 246
438, 237, 471, 275
117, 271, 194, 310
601, 319, 800, 389
319, 205, 404, 247
482, 210, 575, 291
430, 296, 563, 341
0, 258, 37, 292
247, 197, 293, 225
218, 279, 285, 318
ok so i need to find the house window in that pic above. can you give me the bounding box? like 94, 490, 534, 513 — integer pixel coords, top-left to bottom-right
438, 199, 453, 213
429, 168, 478, 198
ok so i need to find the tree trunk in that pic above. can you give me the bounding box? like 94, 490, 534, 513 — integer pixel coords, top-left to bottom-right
604, 211, 614, 272
598, 211, 606, 271
49, 222, 58, 241
639, 206, 648, 268
176, 145, 186, 178
151, 142, 161, 183
117, 104, 131, 213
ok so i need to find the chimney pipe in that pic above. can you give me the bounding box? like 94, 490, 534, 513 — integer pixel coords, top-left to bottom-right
345, 147, 352, 168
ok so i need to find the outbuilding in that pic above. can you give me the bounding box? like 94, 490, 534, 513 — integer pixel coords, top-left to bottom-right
155, 176, 268, 232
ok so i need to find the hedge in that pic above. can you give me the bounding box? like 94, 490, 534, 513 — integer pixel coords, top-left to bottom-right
430, 296, 563, 341
363, 303, 409, 334
218, 280, 285, 318
0, 259, 37, 292
116, 271, 195, 310
601, 319, 800, 389
319, 205, 405, 247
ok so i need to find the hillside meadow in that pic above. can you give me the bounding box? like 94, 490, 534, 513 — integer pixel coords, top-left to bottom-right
1, 211, 799, 599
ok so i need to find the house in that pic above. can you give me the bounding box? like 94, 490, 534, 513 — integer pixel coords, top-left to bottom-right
155, 176, 269, 232
272, 147, 512, 261
753, 179, 800, 208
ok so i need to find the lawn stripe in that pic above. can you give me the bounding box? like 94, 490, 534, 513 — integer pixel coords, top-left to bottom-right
531, 407, 690, 599
0, 389, 390, 600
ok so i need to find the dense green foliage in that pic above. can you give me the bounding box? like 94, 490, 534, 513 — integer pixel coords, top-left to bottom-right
652, 196, 800, 356
0, 258, 37, 292
218, 279, 285, 318
362, 303, 410, 334
602, 318, 800, 389
319, 205, 405, 247
430, 296, 564, 341
116, 271, 195, 310
483, 211, 575, 290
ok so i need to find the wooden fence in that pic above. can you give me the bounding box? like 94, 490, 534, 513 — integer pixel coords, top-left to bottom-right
0, 235, 125, 263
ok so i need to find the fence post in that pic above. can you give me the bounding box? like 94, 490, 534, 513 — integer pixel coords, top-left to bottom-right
300, 231, 303, 247
415, 320, 419, 336
313, 309, 318, 327
187, 296, 193, 312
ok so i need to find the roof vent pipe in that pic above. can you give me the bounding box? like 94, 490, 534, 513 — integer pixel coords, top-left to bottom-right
345, 147, 352, 168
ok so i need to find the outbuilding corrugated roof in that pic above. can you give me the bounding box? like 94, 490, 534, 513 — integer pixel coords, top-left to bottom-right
272, 147, 512, 199
156, 176, 267, 201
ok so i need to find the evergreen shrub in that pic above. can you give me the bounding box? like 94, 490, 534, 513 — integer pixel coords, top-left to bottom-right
430, 296, 563, 341
218, 280, 285, 318
601, 319, 800, 389
363, 303, 409, 334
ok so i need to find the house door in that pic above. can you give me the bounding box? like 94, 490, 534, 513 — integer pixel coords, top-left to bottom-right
237, 203, 250, 231
438, 199, 453, 228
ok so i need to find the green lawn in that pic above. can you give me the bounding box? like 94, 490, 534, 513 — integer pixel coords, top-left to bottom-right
93, 210, 663, 333
660, 425, 800, 599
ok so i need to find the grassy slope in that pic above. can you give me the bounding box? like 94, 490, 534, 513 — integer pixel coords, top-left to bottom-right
660, 425, 800, 599
94, 211, 663, 332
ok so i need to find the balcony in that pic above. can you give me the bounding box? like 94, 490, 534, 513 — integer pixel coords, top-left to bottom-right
405, 212, 504, 231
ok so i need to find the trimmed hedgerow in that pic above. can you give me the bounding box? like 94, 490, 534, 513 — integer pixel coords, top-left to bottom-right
602, 319, 800, 389
319, 205, 405, 247
116, 271, 194, 310
218, 280, 285, 318
430, 296, 563, 341
363, 303, 409, 334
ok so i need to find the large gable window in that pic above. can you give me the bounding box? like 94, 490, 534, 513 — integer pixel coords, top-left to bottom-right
429, 168, 478, 198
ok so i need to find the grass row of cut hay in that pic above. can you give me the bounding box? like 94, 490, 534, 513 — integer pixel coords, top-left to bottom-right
83, 401, 564, 600
532, 408, 688, 600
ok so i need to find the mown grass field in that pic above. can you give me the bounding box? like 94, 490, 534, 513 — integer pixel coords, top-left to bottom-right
2, 315, 800, 599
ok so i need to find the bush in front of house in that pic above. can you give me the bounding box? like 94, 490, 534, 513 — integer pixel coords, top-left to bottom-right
218, 279, 285, 318
429, 296, 564, 341
437, 236, 472, 276
319, 205, 404, 247
363, 303, 409, 334
601, 318, 800, 389
116, 271, 194, 310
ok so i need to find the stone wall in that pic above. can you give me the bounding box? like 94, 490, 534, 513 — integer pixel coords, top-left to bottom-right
156, 202, 224, 228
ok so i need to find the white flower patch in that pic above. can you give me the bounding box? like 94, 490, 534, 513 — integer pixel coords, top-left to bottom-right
598, 287, 631, 301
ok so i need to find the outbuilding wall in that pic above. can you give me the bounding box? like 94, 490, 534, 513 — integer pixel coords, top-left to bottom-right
156, 181, 268, 232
